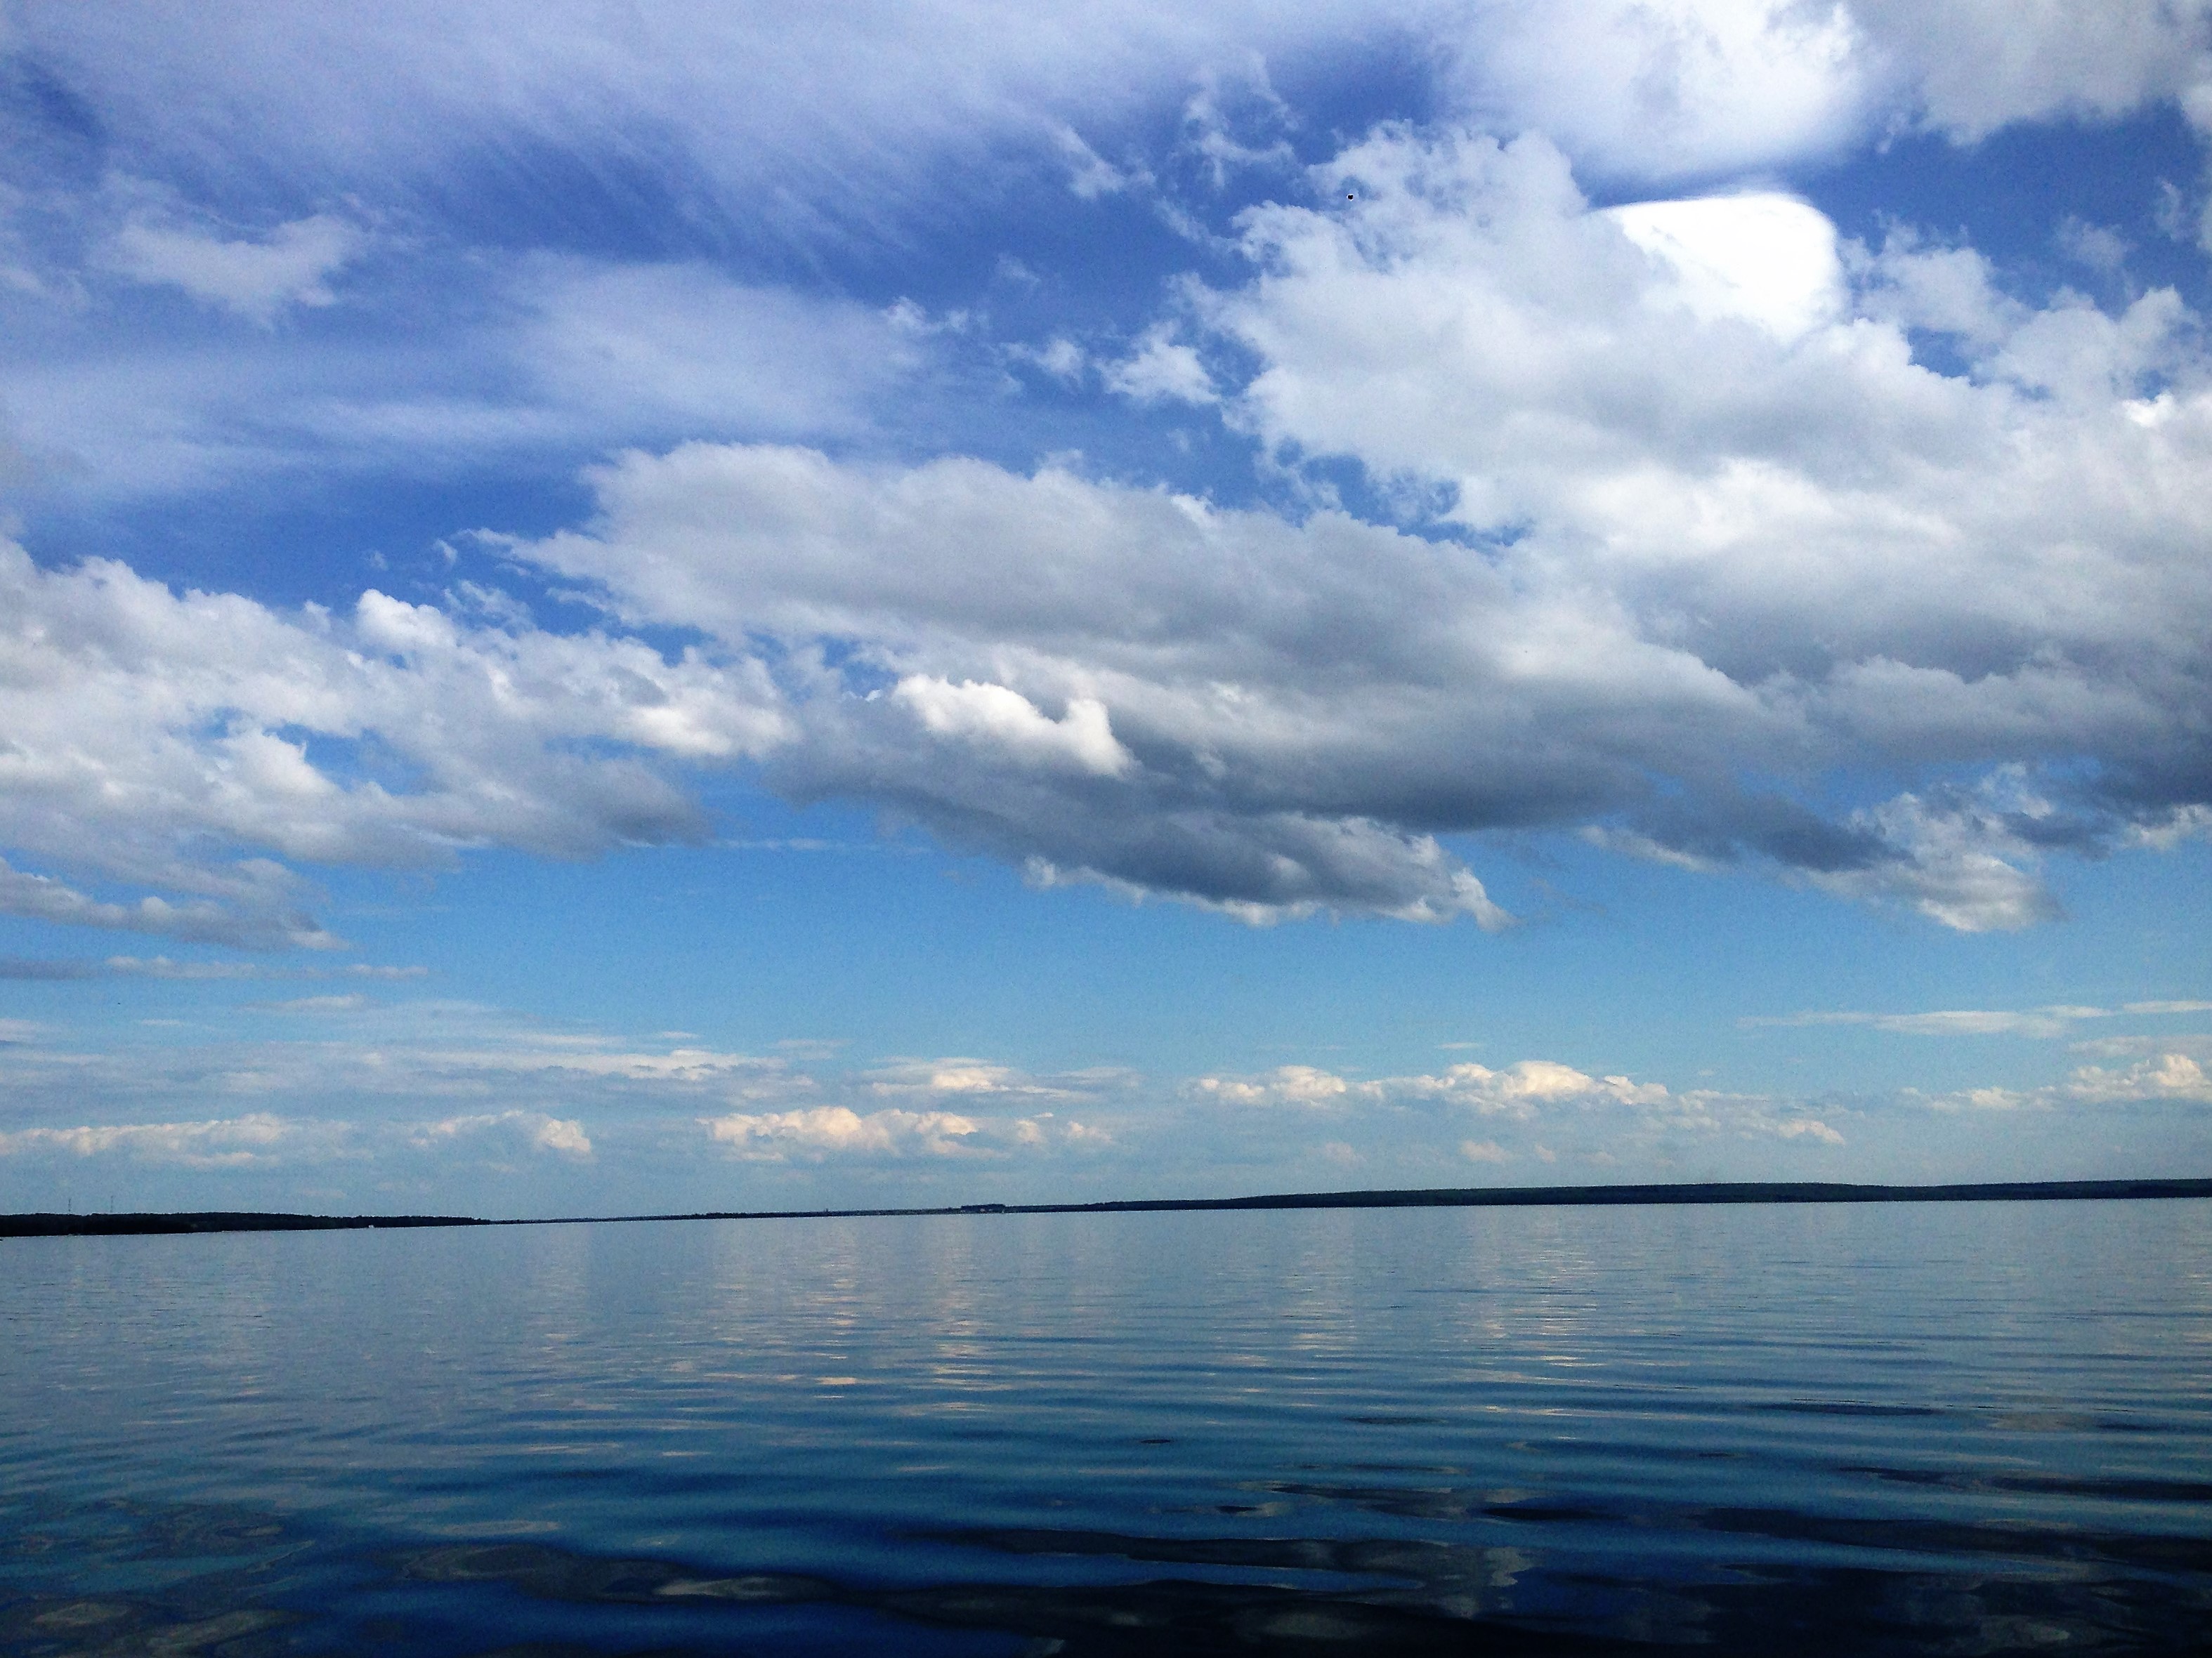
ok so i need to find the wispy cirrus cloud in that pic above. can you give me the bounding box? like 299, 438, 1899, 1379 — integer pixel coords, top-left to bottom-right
1746, 1002, 2212, 1038
0, 956, 426, 981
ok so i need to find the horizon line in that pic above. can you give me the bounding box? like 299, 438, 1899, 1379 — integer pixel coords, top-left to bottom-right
7, 1175, 2211, 1238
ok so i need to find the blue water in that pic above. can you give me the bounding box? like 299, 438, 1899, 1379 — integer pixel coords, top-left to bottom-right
3, 1200, 2208, 1655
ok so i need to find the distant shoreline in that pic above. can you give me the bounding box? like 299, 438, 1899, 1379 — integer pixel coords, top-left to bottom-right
7, 1176, 2211, 1238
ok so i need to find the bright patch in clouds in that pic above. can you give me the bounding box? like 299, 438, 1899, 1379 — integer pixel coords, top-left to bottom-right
1607, 193, 1843, 341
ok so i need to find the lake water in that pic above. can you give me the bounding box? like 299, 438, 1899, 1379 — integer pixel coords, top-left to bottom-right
4, 1200, 2209, 1655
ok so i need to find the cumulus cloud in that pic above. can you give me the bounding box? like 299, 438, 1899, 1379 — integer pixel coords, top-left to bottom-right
1196, 1053, 1845, 1153
892, 678, 1134, 777
1447, 0, 1872, 182
517, 442, 1528, 923
2064, 1053, 2212, 1103
1922, 1052, 2212, 1111
1102, 324, 1219, 405
412, 1109, 594, 1158
1380, 1059, 1673, 1117
0, 540, 786, 944
0, 1012, 1146, 1195
1446, 1, 2212, 180
490, 124, 2212, 930
702, 1106, 981, 1162
1196, 1064, 1352, 1106
1609, 192, 1844, 342
1189, 128, 2212, 921
1851, 0, 2212, 142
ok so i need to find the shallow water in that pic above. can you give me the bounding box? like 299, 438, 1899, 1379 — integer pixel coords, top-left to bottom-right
3, 1200, 2209, 1654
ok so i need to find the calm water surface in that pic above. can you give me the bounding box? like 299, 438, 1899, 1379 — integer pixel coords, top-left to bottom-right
4, 1201, 2209, 1654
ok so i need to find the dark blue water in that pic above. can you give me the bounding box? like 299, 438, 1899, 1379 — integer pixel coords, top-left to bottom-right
4, 1201, 2208, 1655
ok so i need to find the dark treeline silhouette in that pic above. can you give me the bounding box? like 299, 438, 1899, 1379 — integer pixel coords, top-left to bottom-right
2, 1211, 483, 1238
6, 1178, 2209, 1238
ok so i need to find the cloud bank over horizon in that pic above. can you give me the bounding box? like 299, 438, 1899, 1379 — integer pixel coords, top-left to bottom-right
5, 994, 2205, 1214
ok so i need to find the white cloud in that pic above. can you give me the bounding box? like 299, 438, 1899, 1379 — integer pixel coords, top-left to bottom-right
1054, 126, 1146, 199
1851, 0, 2212, 141
412, 1110, 594, 1158
2062, 1052, 2212, 1105
0, 1103, 593, 1170
0, 540, 788, 943
1448, 0, 1871, 181
1196, 1054, 1845, 1155
702, 1105, 981, 1161
1746, 1001, 2212, 1038
1014, 336, 1090, 383
1378, 1059, 1672, 1117
419, 1045, 782, 1084
1185, 127, 2212, 920
1102, 324, 1218, 406
2057, 217, 2131, 277
14, 3, 1454, 237
1196, 1063, 1352, 1106
1609, 192, 1843, 342
0, 1112, 331, 1168
1769, 1117, 1845, 1144
1800, 788, 2061, 933
892, 677, 1134, 777
13, 1, 2211, 287
1922, 1051, 2212, 1112
1447, 1, 2212, 180
0, 1014, 1137, 1192
3, 252, 931, 506
251, 994, 372, 1014
514, 259, 923, 442
107, 213, 364, 324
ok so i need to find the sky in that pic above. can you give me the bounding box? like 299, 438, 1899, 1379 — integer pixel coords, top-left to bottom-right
1, 0, 2211, 1218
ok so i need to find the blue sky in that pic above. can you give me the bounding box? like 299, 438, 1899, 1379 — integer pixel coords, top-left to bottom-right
2, 1, 2211, 1218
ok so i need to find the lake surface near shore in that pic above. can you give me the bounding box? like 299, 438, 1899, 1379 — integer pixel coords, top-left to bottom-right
4, 1199, 2209, 1655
